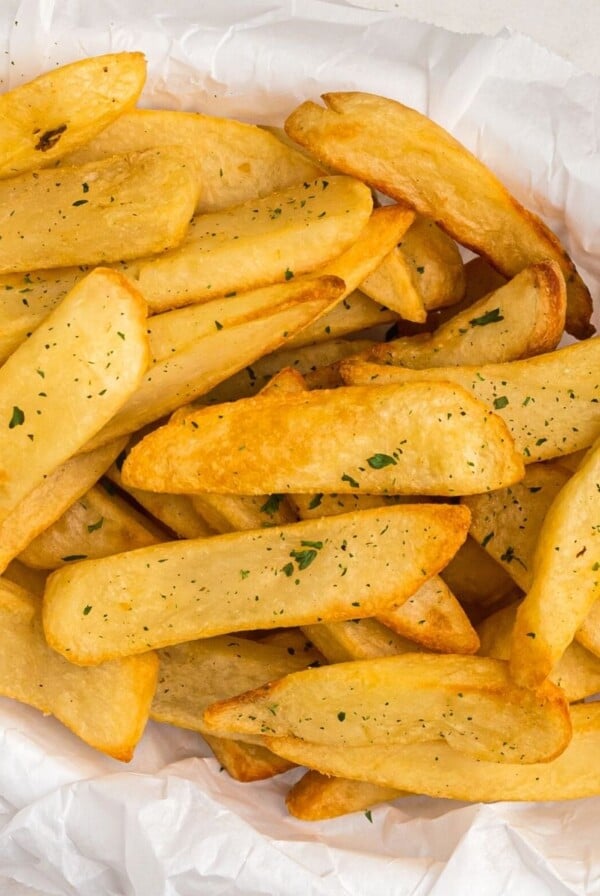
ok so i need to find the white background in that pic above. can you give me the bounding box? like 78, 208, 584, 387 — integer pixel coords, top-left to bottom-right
2, 1, 599, 894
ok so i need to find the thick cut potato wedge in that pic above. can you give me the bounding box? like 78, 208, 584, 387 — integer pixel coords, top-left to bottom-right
203, 653, 570, 763
0, 579, 157, 760
0, 149, 200, 273
283, 290, 394, 349
360, 246, 426, 323
121, 381, 523, 497
190, 493, 297, 534
341, 338, 600, 463
266, 703, 599, 802
42, 504, 470, 664
3, 561, 48, 597
301, 618, 419, 663
510, 437, 600, 688
398, 216, 466, 311
203, 734, 295, 782
369, 261, 566, 368
440, 535, 520, 614
62, 108, 323, 214
19, 484, 164, 570
86, 275, 345, 449
463, 461, 571, 592
120, 176, 373, 312
478, 602, 600, 702
285, 92, 593, 338
151, 635, 322, 735
0, 53, 146, 179
286, 770, 405, 820
0, 268, 149, 524
0, 439, 127, 575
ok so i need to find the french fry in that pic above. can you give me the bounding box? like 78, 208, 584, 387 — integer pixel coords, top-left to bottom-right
266, 703, 600, 803
463, 461, 570, 591
19, 484, 165, 570
440, 535, 520, 617
120, 176, 373, 312
0, 268, 149, 524
285, 91, 593, 338
203, 653, 571, 763
0, 439, 127, 575
368, 261, 566, 368
286, 770, 405, 820
191, 493, 298, 534
0, 149, 200, 272
203, 734, 295, 782
0, 52, 146, 178
510, 436, 600, 688
62, 108, 323, 214
478, 602, 600, 702
0, 579, 157, 760
42, 504, 470, 664
85, 275, 345, 449
360, 246, 426, 323
282, 291, 394, 349
397, 215, 466, 311
121, 382, 524, 497
340, 338, 600, 463
301, 618, 419, 663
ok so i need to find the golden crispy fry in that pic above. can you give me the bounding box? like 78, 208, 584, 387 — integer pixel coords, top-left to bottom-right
0, 579, 157, 760
0, 149, 200, 273
398, 216, 466, 310
0, 439, 127, 575
62, 108, 323, 214
0, 268, 149, 524
510, 437, 600, 688
122, 381, 523, 497
43, 504, 470, 664
203, 653, 571, 763
360, 246, 426, 323
191, 493, 298, 534
285, 91, 592, 337
463, 461, 571, 592
340, 338, 600, 463
86, 275, 345, 449
3, 561, 47, 596
478, 602, 600, 702
284, 291, 394, 349
301, 618, 418, 662
440, 535, 520, 615
0, 53, 146, 179
266, 703, 600, 802
19, 484, 164, 570
286, 770, 405, 820
121, 176, 372, 312
368, 261, 566, 368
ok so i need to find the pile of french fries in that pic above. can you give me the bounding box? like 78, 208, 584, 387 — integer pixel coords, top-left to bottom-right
0, 52, 599, 822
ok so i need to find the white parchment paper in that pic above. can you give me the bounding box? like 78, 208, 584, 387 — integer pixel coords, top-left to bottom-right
1, 2, 599, 893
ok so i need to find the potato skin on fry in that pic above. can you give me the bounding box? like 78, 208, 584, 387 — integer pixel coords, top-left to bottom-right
122, 381, 523, 497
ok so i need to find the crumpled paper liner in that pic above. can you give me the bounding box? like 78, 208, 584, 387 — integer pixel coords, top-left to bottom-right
0, 2, 599, 893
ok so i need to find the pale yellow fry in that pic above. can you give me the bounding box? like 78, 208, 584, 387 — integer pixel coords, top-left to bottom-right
19, 484, 164, 570
0, 149, 200, 273
120, 176, 372, 312
283, 290, 395, 349
340, 338, 600, 463
62, 108, 323, 214
191, 493, 297, 534
85, 275, 345, 450
0, 53, 146, 178
510, 436, 600, 688
463, 461, 571, 592
42, 504, 470, 665
0, 579, 157, 761
369, 261, 566, 368
151, 635, 321, 736
203, 338, 375, 405
285, 91, 592, 338
301, 618, 419, 663
203, 653, 570, 763
0, 268, 149, 524
0, 439, 127, 575
398, 215, 466, 310
266, 703, 599, 803
360, 246, 426, 323
286, 770, 405, 821
478, 602, 600, 702
107, 462, 214, 540
121, 382, 524, 497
